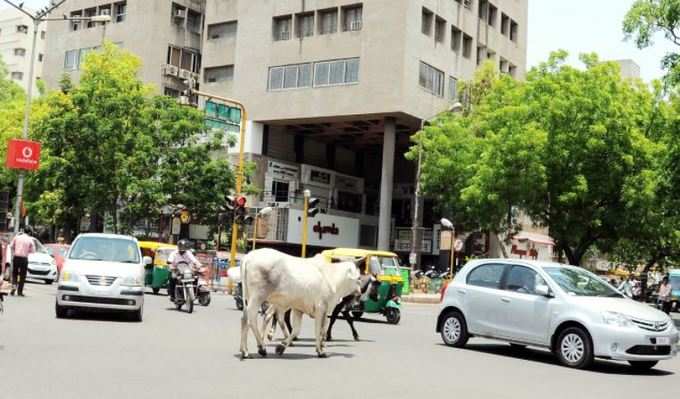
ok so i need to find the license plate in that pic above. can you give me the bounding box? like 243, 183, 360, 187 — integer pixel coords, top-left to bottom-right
656, 337, 671, 346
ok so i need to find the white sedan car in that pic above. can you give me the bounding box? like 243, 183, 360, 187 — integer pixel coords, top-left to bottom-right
437, 259, 679, 370
5, 238, 58, 284
56, 233, 150, 321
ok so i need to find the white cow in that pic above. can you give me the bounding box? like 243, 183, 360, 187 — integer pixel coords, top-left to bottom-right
239, 248, 362, 359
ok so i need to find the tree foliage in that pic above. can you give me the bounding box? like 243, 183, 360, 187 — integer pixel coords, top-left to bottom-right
26, 43, 234, 238
411, 54, 665, 266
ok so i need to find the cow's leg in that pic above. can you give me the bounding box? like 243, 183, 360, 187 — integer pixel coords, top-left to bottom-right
260, 305, 276, 343
315, 306, 329, 358
276, 310, 302, 356
325, 301, 345, 342
240, 306, 250, 359
275, 309, 291, 341
246, 298, 267, 357
344, 308, 360, 341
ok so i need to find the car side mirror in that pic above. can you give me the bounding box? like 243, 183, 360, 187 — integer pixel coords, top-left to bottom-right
143, 256, 153, 266
536, 284, 553, 298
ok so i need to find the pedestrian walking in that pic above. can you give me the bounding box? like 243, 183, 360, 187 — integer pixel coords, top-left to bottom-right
657, 276, 672, 315
8, 226, 36, 297
631, 277, 642, 301
618, 276, 634, 298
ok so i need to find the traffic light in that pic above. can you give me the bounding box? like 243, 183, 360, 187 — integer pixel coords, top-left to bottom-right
233, 195, 249, 225
307, 197, 320, 218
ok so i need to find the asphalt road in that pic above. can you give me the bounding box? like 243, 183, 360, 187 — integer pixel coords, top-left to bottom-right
1, 282, 679, 399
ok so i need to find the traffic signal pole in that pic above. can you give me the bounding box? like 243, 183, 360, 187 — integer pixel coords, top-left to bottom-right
188, 88, 247, 268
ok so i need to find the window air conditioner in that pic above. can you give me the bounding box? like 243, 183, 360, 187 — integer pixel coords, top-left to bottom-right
174, 9, 186, 19
179, 69, 192, 79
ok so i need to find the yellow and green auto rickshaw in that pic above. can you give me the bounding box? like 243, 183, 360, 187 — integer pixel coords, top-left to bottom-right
139, 241, 177, 295
321, 248, 405, 324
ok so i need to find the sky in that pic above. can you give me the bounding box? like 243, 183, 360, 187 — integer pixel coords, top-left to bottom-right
5, 0, 677, 82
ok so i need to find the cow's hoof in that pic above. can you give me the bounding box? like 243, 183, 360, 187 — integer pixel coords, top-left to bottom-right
326, 335, 332, 342
353, 333, 360, 341
317, 352, 328, 358
275, 344, 286, 356
240, 352, 249, 360
258, 347, 267, 357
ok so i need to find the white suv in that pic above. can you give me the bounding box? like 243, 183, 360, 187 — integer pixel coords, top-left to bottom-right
56, 234, 150, 321
437, 259, 679, 370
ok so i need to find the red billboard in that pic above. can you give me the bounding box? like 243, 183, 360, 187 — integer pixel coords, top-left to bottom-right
6, 139, 41, 171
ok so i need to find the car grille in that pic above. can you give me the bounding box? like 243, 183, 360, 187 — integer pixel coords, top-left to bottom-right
30, 262, 52, 267
62, 295, 134, 306
631, 317, 670, 332
85, 275, 117, 286
28, 268, 50, 275
626, 345, 672, 356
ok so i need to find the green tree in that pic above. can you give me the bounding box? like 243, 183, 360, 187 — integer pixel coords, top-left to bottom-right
412, 53, 659, 266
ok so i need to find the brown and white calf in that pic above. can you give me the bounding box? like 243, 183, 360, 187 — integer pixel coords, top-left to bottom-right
239, 248, 361, 359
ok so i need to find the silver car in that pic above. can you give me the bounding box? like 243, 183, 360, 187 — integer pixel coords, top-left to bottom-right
437, 259, 679, 370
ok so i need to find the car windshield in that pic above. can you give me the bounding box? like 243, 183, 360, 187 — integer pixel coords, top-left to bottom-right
69, 237, 140, 263
32, 239, 48, 254
545, 267, 622, 297
377, 257, 400, 275
670, 275, 680, 290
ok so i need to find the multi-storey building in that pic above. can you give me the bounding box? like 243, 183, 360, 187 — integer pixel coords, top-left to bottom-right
42, 0, 529, 266
201, 0, 528, 265
0, 6, 46, 94
43, 0, 205, 95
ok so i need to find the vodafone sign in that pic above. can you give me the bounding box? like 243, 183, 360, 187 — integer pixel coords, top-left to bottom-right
6, 139, 41, 171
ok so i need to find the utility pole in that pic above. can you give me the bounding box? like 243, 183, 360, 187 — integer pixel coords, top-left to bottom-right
301, 191, 310, 258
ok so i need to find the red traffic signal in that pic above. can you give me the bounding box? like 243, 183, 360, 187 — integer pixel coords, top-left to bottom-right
235, 196, 247, 208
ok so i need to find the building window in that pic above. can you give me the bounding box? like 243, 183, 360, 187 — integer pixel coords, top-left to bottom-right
115, 1, 127, 23
435, 16, 446, 43
314, 58, 359, 87
462, 34, 473, 58
448, 76, 458, 100
272, 181, 290, 202
187, 10, 202, 34
64, 49, 79, 70
296, 12, 314, 38
488, 3, 497, 27
508, 64, 517, 77
40, 31, 46, 40
487, 49, 496, 62
478, 0, 488, 20
167, 46, 181, 67
419, 61, 444, 97
510, 20, 519, 42
499, 58, 509, 73
205, 65, 234, 83
318, 8, 338, 35
208, 21, 237, 40
167, 46, 201, 73
337, 191, 362, 213
17, 25, 28, 34
451, 26, 462, 52
268, 63, 312, 91
70, 11, 82, 31
273, 15, 292, 41
476, 46, 486, 66
11, 71, 23, 81
171, 3, 186, 25
38, 54, 44, 62
342, 4, 362, 32
84, 8, 97, 28
14, 48, 26, 56
99, 4, 112, 17
421, 8, 433, 36
501, 13, 509, 35
164, 87, 180, 98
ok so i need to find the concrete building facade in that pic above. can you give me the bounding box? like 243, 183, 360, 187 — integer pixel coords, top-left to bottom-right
43, 0, 205, 95
0, 6, 46, 94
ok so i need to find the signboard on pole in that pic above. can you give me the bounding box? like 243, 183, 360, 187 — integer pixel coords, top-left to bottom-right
6, 139, 41, 170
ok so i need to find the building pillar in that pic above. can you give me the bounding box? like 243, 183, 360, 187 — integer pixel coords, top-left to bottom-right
377, 117, 396, 251
229, 120, 264, 155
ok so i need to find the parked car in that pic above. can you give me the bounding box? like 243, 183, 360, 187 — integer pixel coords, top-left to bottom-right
5, 238, 58, 285
436, 259, 679, 370
669, 269, 680, 312
44, 243, 70, 275
56, 233, 150, 321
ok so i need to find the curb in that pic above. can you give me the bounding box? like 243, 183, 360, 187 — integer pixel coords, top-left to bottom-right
402, 295, 440, 304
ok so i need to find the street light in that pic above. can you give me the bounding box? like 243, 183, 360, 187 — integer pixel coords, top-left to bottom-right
440, 217, 456, 277
251, 207, 273, 250
410, 102, 464, 268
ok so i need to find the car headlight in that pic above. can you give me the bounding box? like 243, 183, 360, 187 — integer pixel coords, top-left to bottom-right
59, 271, 79, 283
121, 276, 143, 287
602, 311, 633, 328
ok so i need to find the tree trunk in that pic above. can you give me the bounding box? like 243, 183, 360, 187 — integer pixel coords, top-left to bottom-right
562, 246, 583, 266
494, 232, 509, 258
640, 257, 658, 302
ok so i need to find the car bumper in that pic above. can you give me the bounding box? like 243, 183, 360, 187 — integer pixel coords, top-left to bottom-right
57, 283, 144, 310
591, 323, 680, 361
27, 266, 58, 281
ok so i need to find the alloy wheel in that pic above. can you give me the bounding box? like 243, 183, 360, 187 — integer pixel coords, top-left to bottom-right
443, 317, 461, 344
560, 333, 585, 363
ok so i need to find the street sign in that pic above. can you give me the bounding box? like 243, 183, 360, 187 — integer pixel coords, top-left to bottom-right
6, 139, 41, 170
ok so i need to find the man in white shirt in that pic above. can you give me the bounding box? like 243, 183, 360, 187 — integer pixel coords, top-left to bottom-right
167, 239, 201, 301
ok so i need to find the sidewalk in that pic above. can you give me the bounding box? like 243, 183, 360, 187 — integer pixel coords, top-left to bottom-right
402, 293, 440, 304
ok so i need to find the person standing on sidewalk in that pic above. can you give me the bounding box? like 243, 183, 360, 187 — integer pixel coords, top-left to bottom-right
658, 276, 673, 315
9, 226, 35, 297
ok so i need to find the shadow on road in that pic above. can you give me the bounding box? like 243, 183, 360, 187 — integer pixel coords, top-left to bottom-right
61, 309, 138, 323
233, 351, 355, 361
441, 343, 675, 376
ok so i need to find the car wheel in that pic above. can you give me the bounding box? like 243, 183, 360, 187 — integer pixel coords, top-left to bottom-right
555, 327, 593, 369
45, 279, 54, 285
129, 308, 143, 322
440, 310, 469, 347
152, 287, 160, 295
55, 302, 68, 319
629, 361, 658, 371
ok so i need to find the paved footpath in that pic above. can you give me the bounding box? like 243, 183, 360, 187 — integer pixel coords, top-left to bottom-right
1, 282, 679, 399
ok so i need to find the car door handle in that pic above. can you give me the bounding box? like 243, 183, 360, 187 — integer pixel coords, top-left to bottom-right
501, 297, 511, 303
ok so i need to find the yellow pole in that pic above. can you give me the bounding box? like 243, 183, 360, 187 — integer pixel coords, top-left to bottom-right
252, 214, 258, 250
301, 192, 309, 258
189, 89, 246, 268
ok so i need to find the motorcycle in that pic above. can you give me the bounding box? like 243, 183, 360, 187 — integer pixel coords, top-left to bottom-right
171, 261, 211, 313
227, 266, 243, 310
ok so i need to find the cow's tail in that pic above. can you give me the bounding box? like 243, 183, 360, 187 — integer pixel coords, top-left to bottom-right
240, 254, 248, 320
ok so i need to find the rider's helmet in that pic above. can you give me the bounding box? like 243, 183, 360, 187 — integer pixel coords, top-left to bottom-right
177, 239, 191, 253
22, 225, 34, 236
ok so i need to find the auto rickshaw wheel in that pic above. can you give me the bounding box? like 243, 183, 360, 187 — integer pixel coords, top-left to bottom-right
385, 308, 400, 324
152, 287, 160, 295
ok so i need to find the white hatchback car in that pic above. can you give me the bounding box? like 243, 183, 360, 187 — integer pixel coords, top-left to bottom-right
5, 238, 58, 284
56, 233, 150, 321
437, 259, 679, 370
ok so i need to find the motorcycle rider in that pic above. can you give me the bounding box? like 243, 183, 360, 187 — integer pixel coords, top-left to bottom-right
167, 239, 201, 302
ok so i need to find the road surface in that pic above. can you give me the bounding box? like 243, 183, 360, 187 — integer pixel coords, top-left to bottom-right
1, 282, 679, 399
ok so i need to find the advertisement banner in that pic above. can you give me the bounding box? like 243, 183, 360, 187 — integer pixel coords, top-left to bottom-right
6, 139, 41, 170
287, 209, 359, 248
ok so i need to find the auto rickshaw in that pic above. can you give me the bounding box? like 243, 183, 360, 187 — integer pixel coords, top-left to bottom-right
139, 241, 177, 295
321, 248, 404, 324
